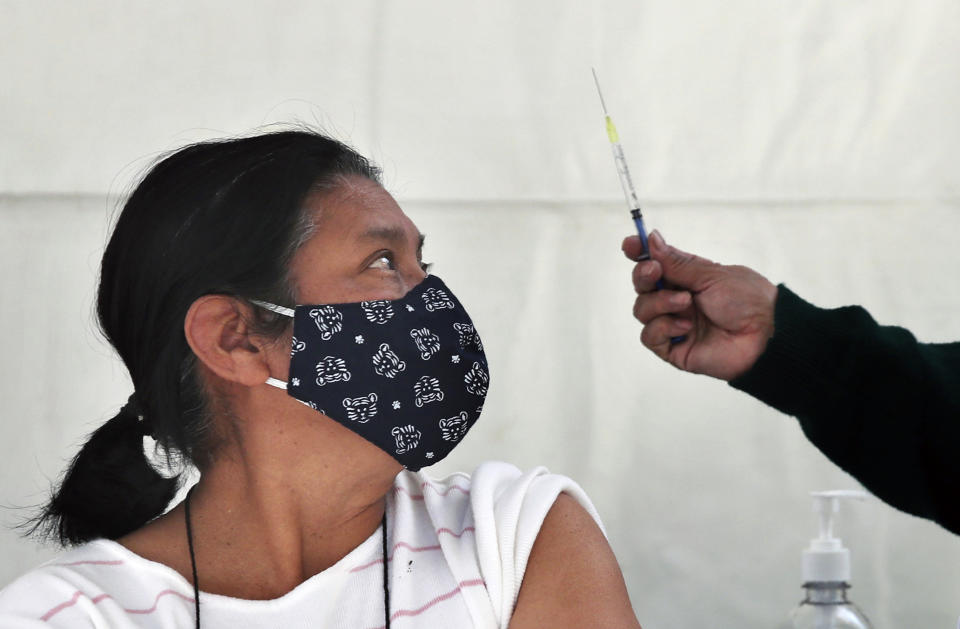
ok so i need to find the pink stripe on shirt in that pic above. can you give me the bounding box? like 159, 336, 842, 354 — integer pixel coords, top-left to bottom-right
40, 591, 83, 622
40, 588, 194, 621
363, 579, 487, 629
349, 527, 477, 573
393, 482, 470, 501
53, 559, 124, 567
435, 526, 475, 538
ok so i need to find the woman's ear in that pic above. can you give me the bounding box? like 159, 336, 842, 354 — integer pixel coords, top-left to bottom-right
184, 295, 273, 387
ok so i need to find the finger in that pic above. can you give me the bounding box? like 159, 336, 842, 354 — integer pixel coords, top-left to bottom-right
640, 315, 694, 361
631, 259, 663, 293
647, 230, 718, 292
632, 290, 691, 324
621, 235, 647, 261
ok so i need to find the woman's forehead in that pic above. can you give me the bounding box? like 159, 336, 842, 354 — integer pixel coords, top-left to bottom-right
307, 177, 421, 247
306, 178, 418, 242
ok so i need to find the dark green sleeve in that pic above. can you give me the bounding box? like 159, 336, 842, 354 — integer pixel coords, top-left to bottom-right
730, 285, 960, 535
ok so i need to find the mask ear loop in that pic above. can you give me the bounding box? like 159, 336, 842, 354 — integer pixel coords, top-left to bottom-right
266, 376, 312, 409
249, 299, 297, 392
249, 299, 295, 318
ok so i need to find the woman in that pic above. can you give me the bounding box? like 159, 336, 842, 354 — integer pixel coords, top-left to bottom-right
0, 131, 640, 628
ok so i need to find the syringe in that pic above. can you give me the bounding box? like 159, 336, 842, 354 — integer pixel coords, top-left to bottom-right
593, 68, 685, 343
591, 68, 659, 270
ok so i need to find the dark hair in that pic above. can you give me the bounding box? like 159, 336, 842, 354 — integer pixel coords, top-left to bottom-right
28, 129, 381, 545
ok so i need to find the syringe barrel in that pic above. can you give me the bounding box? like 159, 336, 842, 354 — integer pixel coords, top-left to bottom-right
610, 143, 642, 210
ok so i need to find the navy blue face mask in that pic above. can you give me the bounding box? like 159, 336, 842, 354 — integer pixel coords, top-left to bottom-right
253, 274, 489, 471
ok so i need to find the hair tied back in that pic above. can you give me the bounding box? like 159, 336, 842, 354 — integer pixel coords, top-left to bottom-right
121, 393, 150, 437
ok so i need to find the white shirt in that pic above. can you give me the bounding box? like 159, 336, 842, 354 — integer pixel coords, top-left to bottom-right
0, 461, 603, 628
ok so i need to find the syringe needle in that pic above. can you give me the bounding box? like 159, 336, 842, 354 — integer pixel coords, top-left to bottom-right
591, 67, 609, 116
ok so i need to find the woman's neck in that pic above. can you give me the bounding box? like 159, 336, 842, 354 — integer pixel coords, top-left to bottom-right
122, 406, 402, 600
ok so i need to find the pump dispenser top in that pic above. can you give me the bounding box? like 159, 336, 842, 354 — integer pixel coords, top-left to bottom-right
802, 490, 866, 583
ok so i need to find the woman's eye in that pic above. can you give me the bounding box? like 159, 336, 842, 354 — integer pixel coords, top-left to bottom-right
368, 253, 432, 273
369, 255, 396, 271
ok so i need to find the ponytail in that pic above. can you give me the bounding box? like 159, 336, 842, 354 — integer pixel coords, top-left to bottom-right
28, 396, 179, 545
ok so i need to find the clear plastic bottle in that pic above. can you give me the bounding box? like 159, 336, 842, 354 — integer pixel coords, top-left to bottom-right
783, 581, 873, 629
779, 491, 874, 629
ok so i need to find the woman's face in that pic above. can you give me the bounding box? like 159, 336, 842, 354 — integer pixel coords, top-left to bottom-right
289, 175, 428, 306
257, 175, 429, 420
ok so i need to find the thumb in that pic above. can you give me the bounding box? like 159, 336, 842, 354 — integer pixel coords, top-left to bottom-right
648, 230, 718, 291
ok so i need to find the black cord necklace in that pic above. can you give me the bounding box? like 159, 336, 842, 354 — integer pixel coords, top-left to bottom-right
381, 508, 391, 629
183, 486, 201, 629
183, 488, 391, 629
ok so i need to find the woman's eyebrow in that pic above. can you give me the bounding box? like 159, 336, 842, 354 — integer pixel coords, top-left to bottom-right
358, 227, 426, 253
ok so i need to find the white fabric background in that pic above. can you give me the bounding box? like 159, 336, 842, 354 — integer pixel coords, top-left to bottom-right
1, 2, 958, 627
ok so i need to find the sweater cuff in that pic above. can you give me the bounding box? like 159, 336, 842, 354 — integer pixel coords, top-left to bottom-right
729, 285, 847, 417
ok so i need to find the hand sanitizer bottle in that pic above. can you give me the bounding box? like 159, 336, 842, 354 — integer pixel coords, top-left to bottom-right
781, 490, 874, 629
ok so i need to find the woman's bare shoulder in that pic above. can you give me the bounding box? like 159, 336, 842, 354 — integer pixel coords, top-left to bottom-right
116, 503, 190, 581
509, 493, 642, 629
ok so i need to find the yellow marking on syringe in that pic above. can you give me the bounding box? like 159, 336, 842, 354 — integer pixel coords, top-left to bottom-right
605, 116, 619, 144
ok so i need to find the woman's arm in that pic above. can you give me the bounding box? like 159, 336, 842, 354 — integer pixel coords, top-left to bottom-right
509, 493, 642, 629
